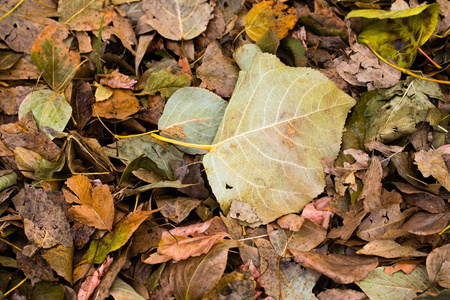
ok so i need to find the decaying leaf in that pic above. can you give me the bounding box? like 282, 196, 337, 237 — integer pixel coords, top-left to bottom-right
197, 55, 240, 98
415, 148, 450, 192
142, 0, 214, 40
58, 0, 115, 31
63, 174, 114, 231
347, 3, 440, 68
92, 89, 139, 119
203, 52, 356, 224
357, 240, 427, 258
245, 1, 297, 41
30, 24, 80, 92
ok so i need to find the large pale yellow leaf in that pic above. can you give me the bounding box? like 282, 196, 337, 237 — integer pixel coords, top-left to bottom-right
203, 53, 355, 224
142, 0, 214, 40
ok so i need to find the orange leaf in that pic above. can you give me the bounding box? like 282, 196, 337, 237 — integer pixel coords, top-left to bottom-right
93, 89, 139, 119
245, 1, 297, 41
64, 174, 114, 230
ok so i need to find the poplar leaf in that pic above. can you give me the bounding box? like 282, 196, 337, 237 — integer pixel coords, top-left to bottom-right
203, 52, 356, 224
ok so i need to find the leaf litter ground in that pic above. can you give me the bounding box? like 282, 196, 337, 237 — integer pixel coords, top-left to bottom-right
0, 0, 449, 299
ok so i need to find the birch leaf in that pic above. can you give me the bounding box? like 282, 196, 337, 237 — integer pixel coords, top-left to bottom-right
203, 52, 356, 224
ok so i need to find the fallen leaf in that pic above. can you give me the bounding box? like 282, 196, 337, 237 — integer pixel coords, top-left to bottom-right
41, 245, 74, 285
356, 266, 441, 300
203, 52, 356, 224
31, 24, 80, 92
393, 182, 446, 213
142, 0, 214, 40
12, 186, 73, 249
0, 57, 40, 80
301, 202, 333, 228
87, 210, 156, 264
70, 80, 94, 130
78, 256, 113, 300
400, 211, 450, 235
245, 1, 297, 41
0, 86, 32, 115
167, 240, 240, 300
58, 0, 115, 31
63, 174, 114, 230
18, 90, 72, 140
384, 260, 421, 275
15, 247, 58, 285
317, 289, 368, 300
357, 240, 427, 258
256, 239, 321, 298
415, 148, 450, 192
140, 68, 191, 100
291, 249, 378, 284
158, 87, 227, 155
426, 244, 450, 288
334, 43, 401, 90
359, 157, 383, 212
347, 3, 440, 68
0, 14, 45, 54
155, 196, 201, 224
363, 77, 443, 143
100, 69, 137, 89
197, 55, 240, 98
93, 89, 139, 119
357, 204, 417, 241
110, 277, 146, 300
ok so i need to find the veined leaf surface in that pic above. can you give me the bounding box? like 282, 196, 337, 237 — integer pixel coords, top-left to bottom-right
203, 53, 356, 224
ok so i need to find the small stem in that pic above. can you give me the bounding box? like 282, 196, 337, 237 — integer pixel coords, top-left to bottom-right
4, 277, 27, 297
417, 47, 442, 69
150, 133, 213, 151
0, 0, 26, 21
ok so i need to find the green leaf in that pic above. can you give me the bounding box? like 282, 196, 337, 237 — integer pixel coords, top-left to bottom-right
87, 210, 155, 264
159, 87, 227, 155
140, 69, 191, 100
0, 171, 17, 193
256, 30, 280, 55
31, 281, 64, 300
18, 90, 72, 140
103, 135, 183, 180
30, 24, 81, 91
347, 3, 440, 68
364, 77, 444, 143
203, 53, 356, 224
356, 266, 441, 300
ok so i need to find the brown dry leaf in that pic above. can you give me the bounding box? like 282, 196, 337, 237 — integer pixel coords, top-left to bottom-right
63, 174, 114, 231
100, 69, 137, 89
0, 86, 32, 115
356, 240, 427, 258
104, 14, 137, 55
245, 0, 297, 41
93, 89, 139, 119
75, 31, 93, 53
317, 289, 368, 300
400, 211, 450, 235
384, 261, 421, 275
360, 157, 383, 212
14, 146, 44, 179
78, 256, 113, 300
0, 57, 40, 80
415, 148, 450, 192
70, 80, 94, 130
286, 218, 327, 252
15, 248, 58, 285
291, 249, 378, 284
12, 186, 73, 249
255, 238, 321, 298
356, 204, 418, 241
197, 55, 239, 98
426, 244, 450, 288
167, 240, 240, 300
328, 206, 367, 240
0, 118, 61, 161
41, 245, 74, 285
277, 214, 305, 231
155, 196, 201, 224
334, 43, 401, 90
393, 182, 447, 213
